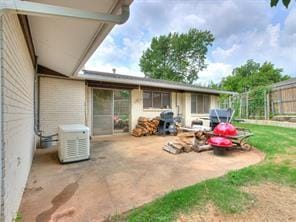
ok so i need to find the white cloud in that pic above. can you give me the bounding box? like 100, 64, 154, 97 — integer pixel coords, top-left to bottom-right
212, 44, 240, 61
269, 24, 281, 47
284, 8, 296, 34
196, 62, 233, 85
210, 21, 295, 75
85, 0, 296, 81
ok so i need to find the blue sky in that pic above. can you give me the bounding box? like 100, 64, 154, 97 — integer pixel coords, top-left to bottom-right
85, 0, 296, 85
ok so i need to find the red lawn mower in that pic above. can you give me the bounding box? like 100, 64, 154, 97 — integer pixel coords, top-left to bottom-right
207, 109, 253, 155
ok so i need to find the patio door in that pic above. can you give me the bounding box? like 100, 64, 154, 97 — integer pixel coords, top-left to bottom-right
113, 90, 130, 134
92, 89, 130, 135
93, 89, 113, 135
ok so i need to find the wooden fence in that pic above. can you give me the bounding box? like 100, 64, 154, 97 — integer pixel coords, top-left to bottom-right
220, 78, 296, 119
270, 83, 296, 115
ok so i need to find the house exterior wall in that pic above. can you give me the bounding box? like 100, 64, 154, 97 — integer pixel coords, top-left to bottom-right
130, 89, 184, 130
39, 76, 86, 136
130, 89, 219, 130
42, 83, 221, 137
185, 95, 219, 127
186, 93, 219, 126
0, 14, 35, 222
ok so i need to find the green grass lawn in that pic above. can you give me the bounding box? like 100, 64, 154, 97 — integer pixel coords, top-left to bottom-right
114, 124, 296, 222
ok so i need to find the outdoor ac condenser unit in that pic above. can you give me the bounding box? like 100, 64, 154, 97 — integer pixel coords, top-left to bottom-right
58, 124, 90, 163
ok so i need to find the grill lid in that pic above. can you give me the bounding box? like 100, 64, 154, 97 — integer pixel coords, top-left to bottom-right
213, 122, 237, 136
160, 110, 174, 119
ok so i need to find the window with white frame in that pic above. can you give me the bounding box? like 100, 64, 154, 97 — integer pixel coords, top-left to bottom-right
143, 90, 171, 109
191, 94, 211, 114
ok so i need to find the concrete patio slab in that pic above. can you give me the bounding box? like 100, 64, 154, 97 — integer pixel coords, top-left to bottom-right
19, 135, 264, 222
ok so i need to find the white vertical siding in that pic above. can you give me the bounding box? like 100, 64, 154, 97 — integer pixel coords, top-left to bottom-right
1, 14, 35, 222
39, 76, 86, 136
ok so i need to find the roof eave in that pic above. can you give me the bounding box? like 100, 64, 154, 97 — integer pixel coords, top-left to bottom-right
71, 1, 132, 76
0, 0, 132, 76
77, 73, 235, 95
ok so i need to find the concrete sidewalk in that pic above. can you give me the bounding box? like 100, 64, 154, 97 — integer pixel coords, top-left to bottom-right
19, 135, 264, 222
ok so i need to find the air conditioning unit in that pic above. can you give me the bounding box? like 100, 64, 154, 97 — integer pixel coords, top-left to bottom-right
58, 124, 90, 163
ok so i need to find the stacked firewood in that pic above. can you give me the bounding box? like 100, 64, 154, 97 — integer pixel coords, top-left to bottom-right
132, 117, 160, 137
163, 131, 212, 154
192, 131, 212, 152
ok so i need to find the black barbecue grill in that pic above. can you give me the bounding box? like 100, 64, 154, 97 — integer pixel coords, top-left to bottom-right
158, 110, 178, 136
209, 108, 234, 130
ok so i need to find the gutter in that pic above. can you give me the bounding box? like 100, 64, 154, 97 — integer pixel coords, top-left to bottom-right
0, 0, 131, 76
79, 73, 236, 95
71, 0, 127, 76
0, 0, 130, 24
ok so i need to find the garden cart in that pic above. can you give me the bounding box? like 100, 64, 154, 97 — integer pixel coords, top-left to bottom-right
208, 109, 253, 155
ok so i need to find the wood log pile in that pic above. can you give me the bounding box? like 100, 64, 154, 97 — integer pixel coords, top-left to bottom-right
132, 117, 160, 137
163, 131, 212, 154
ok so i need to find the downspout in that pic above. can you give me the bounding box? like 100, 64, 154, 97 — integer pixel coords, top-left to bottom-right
0, 0, 130, 24
34, 60, 58, 148
33, 58, 39, 136
176, 92, 180, 116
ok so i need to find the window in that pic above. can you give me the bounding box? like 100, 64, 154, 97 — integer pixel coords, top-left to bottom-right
143, 91, 152, 108
162, 92, 170, 108
153, 92, 161, 108
143, 90, 171, 109
191, 94, 211, 114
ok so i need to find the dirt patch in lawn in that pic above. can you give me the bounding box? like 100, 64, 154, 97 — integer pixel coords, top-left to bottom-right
177, 183, 296, 222
273, 147, 296, 166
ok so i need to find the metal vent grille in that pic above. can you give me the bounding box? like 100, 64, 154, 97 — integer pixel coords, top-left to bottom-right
65, 139, 77, 158
78, 139, 88, 156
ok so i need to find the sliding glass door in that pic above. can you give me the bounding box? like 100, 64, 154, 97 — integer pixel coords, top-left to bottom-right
93, 89, 113, 135
113, 90, 130, 134
92, 89, 130, 135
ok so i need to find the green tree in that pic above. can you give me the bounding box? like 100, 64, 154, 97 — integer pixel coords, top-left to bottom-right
219, 60, 290, 93
139, 29, 214, 84
271, 0, 294, 8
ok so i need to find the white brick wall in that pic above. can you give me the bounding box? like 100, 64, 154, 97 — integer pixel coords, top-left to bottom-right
1, 14, 35, 222
39, 76, 86, 135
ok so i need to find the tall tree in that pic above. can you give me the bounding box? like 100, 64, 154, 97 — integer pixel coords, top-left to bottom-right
219, 60, 290, 93
139, 29, 214, 84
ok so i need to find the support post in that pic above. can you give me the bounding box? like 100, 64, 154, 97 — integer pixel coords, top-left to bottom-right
246, 92, 249, 119
239, 96, 242, 118
264, 90, 267, 120
266, 92, 270, 120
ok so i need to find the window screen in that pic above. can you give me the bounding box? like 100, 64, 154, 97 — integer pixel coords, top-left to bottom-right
191, 94, 211, 113
143, 91, 152, 108
153, 92, 161, 108
191, 94, 197, 113
203, 95, 210, 113
143, 90, 171, 109
162, 93, 171, 108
